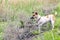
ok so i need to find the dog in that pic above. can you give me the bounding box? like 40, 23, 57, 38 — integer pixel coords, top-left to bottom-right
30, 11, 57, 32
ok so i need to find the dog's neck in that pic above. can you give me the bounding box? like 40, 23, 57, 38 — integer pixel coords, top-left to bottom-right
36, 15, 41, 23
37, 15, 41, 20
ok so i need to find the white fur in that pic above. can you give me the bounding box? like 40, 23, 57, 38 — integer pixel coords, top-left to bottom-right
35, 14, 55, 31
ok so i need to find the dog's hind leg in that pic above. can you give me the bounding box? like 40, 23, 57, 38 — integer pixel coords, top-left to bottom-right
51, 21, 54, 30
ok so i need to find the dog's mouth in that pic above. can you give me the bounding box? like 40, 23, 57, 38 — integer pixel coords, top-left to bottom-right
30, 17, 34, 19
30, 16, 38, 19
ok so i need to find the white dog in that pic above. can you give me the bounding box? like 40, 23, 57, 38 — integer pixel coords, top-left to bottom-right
30, 11, 57, 32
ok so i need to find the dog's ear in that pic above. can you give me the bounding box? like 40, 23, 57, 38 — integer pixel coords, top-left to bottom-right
32, 12, 34, 13
35, 12, 38, 15
32, 11, 38, 15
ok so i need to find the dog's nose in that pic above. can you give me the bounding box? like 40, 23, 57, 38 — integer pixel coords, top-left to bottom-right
30, 17, 34, 19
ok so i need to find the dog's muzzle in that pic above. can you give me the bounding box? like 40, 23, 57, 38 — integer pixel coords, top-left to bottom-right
30, 17, 34, 19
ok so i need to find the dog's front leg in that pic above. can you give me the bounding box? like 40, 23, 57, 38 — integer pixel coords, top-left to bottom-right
38, 23, 44, 33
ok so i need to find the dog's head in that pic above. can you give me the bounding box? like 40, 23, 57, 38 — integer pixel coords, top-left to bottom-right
30, 11, 38, 19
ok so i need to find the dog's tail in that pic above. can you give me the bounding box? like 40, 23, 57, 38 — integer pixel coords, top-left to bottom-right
54, 11, 57, 16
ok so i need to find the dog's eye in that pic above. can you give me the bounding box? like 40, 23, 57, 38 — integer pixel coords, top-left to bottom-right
33, 15, 35, 16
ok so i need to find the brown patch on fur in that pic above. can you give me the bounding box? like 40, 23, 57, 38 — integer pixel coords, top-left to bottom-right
46, 15, 49, 18
53, 15, 55, 21
46, 14, 56, 21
